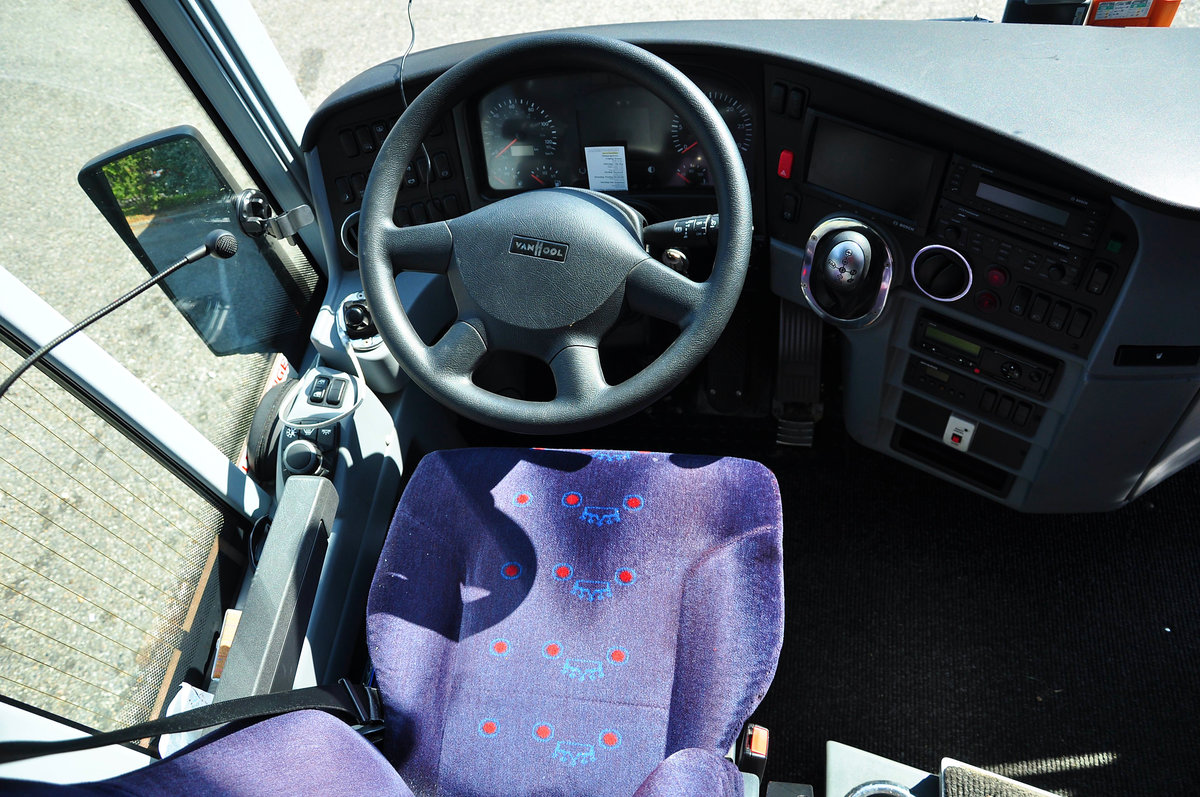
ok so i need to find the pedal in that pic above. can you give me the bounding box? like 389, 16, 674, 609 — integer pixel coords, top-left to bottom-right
774, 300, 824, 447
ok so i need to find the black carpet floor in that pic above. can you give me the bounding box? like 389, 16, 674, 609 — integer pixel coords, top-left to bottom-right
469, 416, 1200, 796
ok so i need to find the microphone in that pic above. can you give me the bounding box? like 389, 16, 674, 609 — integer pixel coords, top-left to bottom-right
0, 230, 239, 401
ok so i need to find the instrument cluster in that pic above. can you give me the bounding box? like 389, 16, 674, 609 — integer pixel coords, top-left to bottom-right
474, 71, 754, 194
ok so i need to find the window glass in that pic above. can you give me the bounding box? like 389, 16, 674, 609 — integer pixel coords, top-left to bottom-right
0, 0, 308, 462
0, 344, 232, 732
244, 0, 1200, 112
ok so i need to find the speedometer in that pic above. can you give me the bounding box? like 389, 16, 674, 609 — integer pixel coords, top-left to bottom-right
481, 98, 559, 159
669, 90, 753, 187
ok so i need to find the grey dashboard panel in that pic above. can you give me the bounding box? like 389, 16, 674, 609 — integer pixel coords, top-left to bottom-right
308, 20, 1200, 214
302, 20, 1200, 512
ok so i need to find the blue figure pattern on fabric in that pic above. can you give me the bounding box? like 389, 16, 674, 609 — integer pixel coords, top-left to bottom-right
562, 657, 605, 682
588, 450, 632, 463
554, 561, 638, 602
552, 741, 597, 766
571, 579, 612, 602
562, 491, 646, 526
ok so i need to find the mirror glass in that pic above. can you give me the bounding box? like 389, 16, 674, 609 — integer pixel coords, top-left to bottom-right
79, 127, 313, 356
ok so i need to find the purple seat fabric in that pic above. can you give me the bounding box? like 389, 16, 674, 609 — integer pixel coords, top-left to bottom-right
367, 448, 784, 796
0, 709, 413, 796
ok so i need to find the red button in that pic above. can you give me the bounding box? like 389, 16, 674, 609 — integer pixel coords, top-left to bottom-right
985, 266, 1009, 288
975, 291, 1000, 312
777, 149, 794, 179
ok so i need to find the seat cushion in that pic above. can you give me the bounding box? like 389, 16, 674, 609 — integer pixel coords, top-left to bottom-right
0, 710, 411, 796
367, 448, 783, 796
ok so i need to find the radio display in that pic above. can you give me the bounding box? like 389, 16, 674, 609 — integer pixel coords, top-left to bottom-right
925, 325, 982, 357
976, 181, 1070, 226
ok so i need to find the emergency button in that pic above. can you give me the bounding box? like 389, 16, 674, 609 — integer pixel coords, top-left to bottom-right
777, 149, 794, 179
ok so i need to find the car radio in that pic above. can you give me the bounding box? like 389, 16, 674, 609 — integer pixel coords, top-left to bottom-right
913, 313, 1060, 400
940, 155, 1107, 249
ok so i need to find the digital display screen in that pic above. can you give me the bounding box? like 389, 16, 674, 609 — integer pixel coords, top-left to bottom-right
923, 365, 951, 383
976, 181, 1070, 226
925, 325, 982, 357
806, 117, 938, 221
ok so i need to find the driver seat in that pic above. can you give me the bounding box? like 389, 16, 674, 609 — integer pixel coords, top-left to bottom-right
3, 447, 782, 796
369, 447, 784, 795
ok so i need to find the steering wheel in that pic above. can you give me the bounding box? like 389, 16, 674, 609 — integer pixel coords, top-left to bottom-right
359, 33, 752, 434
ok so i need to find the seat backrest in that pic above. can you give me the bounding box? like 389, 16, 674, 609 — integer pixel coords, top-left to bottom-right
367, 448, 783, 796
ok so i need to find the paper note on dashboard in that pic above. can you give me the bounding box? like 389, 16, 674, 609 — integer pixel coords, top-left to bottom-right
585, 146, 629, 192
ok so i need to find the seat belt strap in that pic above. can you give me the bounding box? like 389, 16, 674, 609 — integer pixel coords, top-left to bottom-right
0, 679, 382, 765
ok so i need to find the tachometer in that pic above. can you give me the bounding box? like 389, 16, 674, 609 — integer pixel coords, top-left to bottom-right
669, 90, 753, 187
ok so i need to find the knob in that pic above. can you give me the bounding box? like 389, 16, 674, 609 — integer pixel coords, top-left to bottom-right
822, 237, 868, 291
283, 439, 322, 474
344, 304, 368, 328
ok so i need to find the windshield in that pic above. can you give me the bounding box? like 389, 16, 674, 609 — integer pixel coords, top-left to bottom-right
250, 0, 1196, 112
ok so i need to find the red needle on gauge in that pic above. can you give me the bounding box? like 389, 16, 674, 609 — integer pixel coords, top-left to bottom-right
679, 141, 699, 155
529, 171, 546, 186
493, 137, 519, 158
675, 170, 691, 184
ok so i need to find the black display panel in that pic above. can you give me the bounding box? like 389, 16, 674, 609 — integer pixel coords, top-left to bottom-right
806, 117, 938, 222
975, 181, 1071, 226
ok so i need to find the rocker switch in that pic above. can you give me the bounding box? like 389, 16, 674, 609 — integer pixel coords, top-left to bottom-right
308, 376, 330, 404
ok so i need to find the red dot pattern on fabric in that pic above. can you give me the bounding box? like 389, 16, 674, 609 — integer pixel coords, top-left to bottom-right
565, 493, 581, 506
482, 721, 497, 735
545, 643, 561, 657
555, 565, 572, 579
602, 732, 619, 747
536, 724, 552, 739
503, 564, 519, 577
493, 640, 508, 654
516, 493, 530, 504
618, 570, 633, 583
610, 648, 626, 663
625, 496, 642, 509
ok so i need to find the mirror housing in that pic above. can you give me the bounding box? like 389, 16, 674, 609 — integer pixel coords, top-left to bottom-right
78, 126, 313, 356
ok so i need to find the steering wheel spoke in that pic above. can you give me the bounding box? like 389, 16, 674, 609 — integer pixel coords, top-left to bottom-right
549, 345, 608, 403
383, 220, 454, 274
625, 259, 707, 327
426, 320, 488, 379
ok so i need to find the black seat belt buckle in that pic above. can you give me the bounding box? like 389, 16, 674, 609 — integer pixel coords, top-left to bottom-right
339, 678, 384, 726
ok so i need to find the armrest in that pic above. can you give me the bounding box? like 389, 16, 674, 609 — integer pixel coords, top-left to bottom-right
216, 476, 337, 700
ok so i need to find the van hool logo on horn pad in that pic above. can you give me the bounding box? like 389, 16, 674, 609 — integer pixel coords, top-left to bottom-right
510, 235, 569, 262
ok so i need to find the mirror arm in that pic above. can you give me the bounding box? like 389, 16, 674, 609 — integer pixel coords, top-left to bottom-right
236, 188, 314, 244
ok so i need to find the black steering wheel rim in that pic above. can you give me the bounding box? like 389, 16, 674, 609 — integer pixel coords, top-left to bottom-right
359, 32, 752, 434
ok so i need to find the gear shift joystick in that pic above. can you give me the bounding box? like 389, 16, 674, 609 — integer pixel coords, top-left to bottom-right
801, 217, 895, 328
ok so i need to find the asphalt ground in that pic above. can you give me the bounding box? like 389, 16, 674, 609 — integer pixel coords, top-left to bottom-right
2, 0, 1195, 744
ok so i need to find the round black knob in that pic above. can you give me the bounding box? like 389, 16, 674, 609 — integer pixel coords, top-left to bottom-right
283, 440, 322, 474
344, 303, 369, 329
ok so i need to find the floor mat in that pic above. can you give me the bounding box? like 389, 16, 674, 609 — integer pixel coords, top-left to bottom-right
748, 435, 1200, 796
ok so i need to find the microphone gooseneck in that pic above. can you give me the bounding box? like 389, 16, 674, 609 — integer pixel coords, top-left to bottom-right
0, 229, 239, 401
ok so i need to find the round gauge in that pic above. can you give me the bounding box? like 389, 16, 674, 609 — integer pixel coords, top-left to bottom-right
481, 98, 560, 162
489, 162, 563, 191
669, 90, 753, 187
525, 163, 563, 189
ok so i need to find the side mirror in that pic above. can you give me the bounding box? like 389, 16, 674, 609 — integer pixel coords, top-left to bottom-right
78, 126, 313, 356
